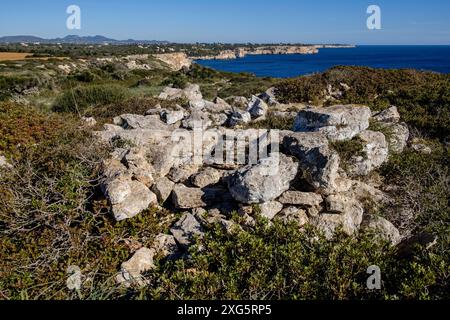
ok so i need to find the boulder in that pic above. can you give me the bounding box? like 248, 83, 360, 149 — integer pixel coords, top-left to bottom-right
293, 105, 371, 141
226, 154, 299, 204
191, 167, 223, 188
160, 110, 185, 125
278, 191, 323, 207
151, 177, 175, 203
167, 164, 200, 183
258, 87, 279, 106
153, 233, 179, 259
361, 215, 401, 245
411, 143, 432, 155
312, 199, 364, 238
225, 96, 248, 109
347, 130, 389, 176
123, 149, 155, 187
182, 109, 212, 129
282, 132, 340, 194
170, 213, 204, 249
81, 116, 97, 127
210, 113, 229, 126
259, 201, 283, 220
101, 158, 158, 221
116, 247, 156, 287
373, 106, 400, 123
381, 122, 409, 154
228, 110, 252, 127
247, 95, 268, 119
325, 194, 349, 213
275, 207, 309, 227
172, 184, 207, 209
110, 181, 157, 221
158, 84, 203, 103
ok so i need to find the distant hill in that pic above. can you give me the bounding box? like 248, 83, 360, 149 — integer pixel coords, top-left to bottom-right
0, 35, 170, 45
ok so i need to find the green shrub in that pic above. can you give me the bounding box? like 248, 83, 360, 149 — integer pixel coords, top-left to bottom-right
141, 217, 448, 300
330, 137, 366, 170
69, 70, 96, 83
52, 84, 128, 113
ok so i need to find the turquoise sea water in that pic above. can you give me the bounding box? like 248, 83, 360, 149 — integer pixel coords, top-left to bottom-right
196, 46, 450, 78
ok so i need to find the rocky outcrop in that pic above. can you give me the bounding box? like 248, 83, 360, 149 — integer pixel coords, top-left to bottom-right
153, 52, 192, 71
195, 46, 320, 60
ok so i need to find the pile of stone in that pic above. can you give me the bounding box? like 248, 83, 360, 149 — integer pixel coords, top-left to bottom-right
94, 84, 412, 287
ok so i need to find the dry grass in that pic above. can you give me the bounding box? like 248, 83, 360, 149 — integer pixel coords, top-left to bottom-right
0, 52, 68, 61
0, 52, 31, 61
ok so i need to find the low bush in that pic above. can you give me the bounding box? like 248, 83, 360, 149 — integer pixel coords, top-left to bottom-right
141, 217, 448, 300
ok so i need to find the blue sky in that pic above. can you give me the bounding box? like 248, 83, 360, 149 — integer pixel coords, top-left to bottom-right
0, 0, 449, 44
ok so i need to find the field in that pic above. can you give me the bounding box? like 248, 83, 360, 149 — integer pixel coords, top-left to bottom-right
0, 52, 31, 61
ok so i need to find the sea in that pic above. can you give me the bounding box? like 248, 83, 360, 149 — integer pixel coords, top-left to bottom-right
196, 45, 450, 78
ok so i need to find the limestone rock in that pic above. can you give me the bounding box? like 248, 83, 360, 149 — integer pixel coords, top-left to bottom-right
278, 191, 323, 207
258, 87, 279, 106
226, 154, 299, 204
151, 177, 175, 203
313, 199, 364, 238
153, 233, 179, 259
325, 194, 349, 213
160, 110, 185, 125
172, 184, 207, 209
116, 247, 155, 287
247, 95, 268, 119
111, 181, 157, 221
347, 130, 389, 176
225, 96, 249, 109
170, 213, 204, 249
167, 164, 200, 183
411, 143, 432, 155
182, 109, 212, 129
373, 106, 400, 123
191, 167, 223, 188
158, 84, 202, 103
115, 114, 171, 130
361, 215, 401, 245
275, 207, 309, 227
228, 110, 252, 127
259, 201, 283, 220
293, 105, 371, 141
381, 122, 409, 154
283, 132, 340, 194
81, 116, 97, 127
123, 149, 155, 187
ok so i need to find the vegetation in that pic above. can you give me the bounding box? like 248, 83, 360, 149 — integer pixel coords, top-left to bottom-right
52, 84, 128, 114
143, 219, 448, 300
